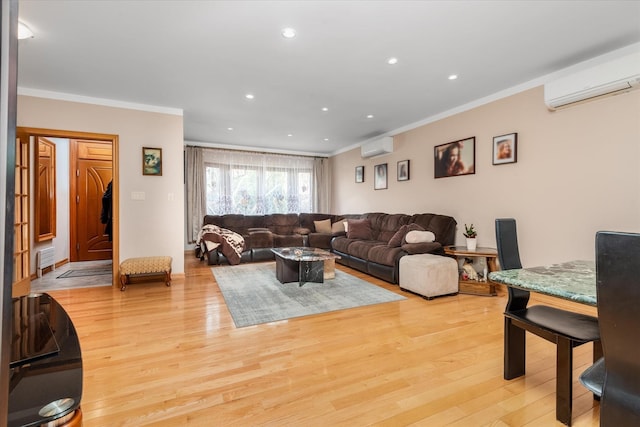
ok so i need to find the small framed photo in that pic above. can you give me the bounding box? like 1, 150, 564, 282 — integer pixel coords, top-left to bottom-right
493, 133, 517, 165
397, 160, 410, 181
374, 163, 388, 190
142, 147, 163, 176
355, 165, 364, 183
434, 137, 475, 178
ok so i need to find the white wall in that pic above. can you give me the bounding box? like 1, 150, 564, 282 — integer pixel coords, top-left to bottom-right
18, 95, 185, 274
331, 86, 640, 267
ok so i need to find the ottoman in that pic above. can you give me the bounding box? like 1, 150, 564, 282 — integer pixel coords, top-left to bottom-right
399, 254, 458, 299
119, 256, 172, 291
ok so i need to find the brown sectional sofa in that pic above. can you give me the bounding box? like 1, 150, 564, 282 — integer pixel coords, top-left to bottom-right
201, 212, 457, 284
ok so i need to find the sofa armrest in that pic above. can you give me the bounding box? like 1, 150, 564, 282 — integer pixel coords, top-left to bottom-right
401, 241, 442, 255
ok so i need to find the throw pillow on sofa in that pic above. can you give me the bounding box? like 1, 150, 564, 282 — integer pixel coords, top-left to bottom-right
331, 221, 345, 233
388, 223, 425, 247
388, 225, 408, 247
404, 230, 436, 243
313, 219, 332, 234
346, 219, 372, 240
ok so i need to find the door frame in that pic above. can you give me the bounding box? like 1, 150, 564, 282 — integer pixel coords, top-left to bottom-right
16, 127, 119, 287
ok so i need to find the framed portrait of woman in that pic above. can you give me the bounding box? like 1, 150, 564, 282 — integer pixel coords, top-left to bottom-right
434, 137, 475, 178
493, 133, 517, 165
374, 163, 388, 190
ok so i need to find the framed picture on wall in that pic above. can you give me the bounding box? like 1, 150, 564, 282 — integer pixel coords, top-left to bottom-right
355, 165, 364, 183
397, 160, 410, 181
142, 147, 163, 176
374, 163, 388, 190
434, 137, 475, 178
493, 133, 518, 165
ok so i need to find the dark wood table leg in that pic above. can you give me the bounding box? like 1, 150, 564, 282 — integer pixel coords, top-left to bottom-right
556, 337, 573, 425
504, 317, 526, 379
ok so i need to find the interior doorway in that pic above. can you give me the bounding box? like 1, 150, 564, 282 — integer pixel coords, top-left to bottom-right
15, 127, 119, 289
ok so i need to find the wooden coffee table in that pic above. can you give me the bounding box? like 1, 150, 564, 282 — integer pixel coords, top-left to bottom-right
271, 247, 341, 286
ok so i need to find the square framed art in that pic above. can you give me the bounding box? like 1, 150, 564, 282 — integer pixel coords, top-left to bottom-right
142, 147, 163, 176
434, 137, 475, 178
493, 133, 517, 165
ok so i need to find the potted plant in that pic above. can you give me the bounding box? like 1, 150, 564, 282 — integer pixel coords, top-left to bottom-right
464, 224, 477, 251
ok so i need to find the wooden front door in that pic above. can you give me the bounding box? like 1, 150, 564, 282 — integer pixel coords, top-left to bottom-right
70, 139, 113, 261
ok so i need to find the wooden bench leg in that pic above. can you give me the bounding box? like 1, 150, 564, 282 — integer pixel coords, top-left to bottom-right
120, 274, 128, 291
165, 271, 171, 287
556, 337, 573, 426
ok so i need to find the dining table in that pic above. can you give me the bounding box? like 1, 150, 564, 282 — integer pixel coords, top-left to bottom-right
489, 260, 602, 426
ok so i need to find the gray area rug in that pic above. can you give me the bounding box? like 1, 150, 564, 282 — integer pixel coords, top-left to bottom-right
212, 262, 406, 328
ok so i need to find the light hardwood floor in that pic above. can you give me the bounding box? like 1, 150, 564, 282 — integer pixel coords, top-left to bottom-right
43, 252, 601, 426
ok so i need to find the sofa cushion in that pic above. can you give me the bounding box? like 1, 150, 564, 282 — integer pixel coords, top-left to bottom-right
368, 245, 405, 267
274, 234, 305, 247
264, 213, 299, 235
293, 227, 311, 235
314, 219, 332, 233
348, 240, 385, 259
373, 213, 411, 242
245, 231, 273, 249
331, 221, 345, 233
331, 236, 353, 253
347, 219, 372, 240
405, 230, 436, 243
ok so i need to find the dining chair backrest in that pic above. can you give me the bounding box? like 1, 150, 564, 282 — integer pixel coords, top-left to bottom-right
495, 218, 522, 270
595, 231, 640, 425
495, 218, 528, 311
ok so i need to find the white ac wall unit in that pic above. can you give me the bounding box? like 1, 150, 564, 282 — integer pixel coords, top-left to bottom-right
361, 136, 393, 158
544, 52, 640, 110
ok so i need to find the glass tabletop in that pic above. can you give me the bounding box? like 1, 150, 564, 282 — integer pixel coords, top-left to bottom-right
489, 260, 596, 306
271, 247, 340, 262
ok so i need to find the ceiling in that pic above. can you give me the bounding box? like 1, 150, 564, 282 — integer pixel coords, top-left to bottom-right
17, 1, 640, 156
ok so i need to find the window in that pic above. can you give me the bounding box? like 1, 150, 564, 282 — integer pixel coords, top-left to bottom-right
204, 150, 314, 215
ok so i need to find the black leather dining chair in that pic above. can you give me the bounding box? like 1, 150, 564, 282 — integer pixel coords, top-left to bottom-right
495, 218, 601, 425
580, 231, 640, 426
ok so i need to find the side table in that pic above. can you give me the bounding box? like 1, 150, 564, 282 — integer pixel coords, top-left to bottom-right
444, 246, 499, 296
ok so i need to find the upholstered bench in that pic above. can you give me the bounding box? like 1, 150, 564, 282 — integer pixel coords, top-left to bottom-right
399, 254, 458, 299
119, 256, 172, 291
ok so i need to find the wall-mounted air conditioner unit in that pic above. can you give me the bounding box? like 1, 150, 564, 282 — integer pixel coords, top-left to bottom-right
544, 52, 640, 110
361, 136, 393, 158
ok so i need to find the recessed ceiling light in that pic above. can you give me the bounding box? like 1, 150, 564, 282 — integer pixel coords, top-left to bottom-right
366, 114, 374, 119
448, 74, 458, 80
323, 138, 330, 142
227, 127, 234, 131
245, 93, 254, 99
387, 57, 398, 65
321, 107, 329, 112
287, 134, 293, 137
281, 28, 296, 38
18, 22, 34, 39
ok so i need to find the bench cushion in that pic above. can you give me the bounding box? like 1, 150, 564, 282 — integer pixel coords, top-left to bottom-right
120, 256, 172, 275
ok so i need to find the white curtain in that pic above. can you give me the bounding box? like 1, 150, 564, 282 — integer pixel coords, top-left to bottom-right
313, 157, 331, 213
185, 146, 205, 243
193, 147, 327, 215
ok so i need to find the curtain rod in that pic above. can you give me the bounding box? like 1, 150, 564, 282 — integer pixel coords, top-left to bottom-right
185, 144, 328, 160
